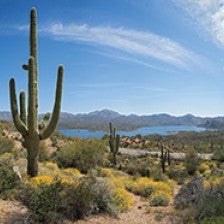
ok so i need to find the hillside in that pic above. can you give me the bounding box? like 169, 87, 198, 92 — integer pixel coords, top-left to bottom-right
1, 109, 224, 131
43, 110, 224, 131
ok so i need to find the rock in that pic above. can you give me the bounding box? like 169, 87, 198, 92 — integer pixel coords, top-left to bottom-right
13, 166, 22, 179
174, 177, 204, 210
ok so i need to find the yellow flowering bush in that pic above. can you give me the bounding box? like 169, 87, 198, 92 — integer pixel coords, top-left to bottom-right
199, 162, 210, 174
109, 176, 129, 189
203, 170, 211, 178
95, 168, 134, 211
97, 167, 113, 177
60, 177, 79, 186
62, 168, 81, 176
129, 177, 173, 198
203, 180, 210, 189
149, 191, 172, 206
31, 175, 54, 186
43, 161, 59, 171
203, 177, 224, 189
113, 187, 134, 211
209, 162, 217, 169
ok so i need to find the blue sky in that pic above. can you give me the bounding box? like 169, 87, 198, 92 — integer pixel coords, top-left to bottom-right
1, 0, 224, 117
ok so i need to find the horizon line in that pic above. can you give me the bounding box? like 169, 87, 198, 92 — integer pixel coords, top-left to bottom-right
0, 109, 223, 118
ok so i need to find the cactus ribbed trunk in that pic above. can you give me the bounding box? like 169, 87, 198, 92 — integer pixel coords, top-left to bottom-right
24, 134, 40, 177
9, 8, 63, 177
28, 57, 38, 137
112, 153, 116, 166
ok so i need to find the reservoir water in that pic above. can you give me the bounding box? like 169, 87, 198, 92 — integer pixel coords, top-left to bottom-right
58, 125, 207, 139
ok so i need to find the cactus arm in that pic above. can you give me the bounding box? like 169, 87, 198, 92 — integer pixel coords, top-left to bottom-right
28, 57, 38, 136
109, 139, 114, 153
109, 122, 113, 134
19, 91, 27, 125
38, 112, 50, 130
40, 65, 63, 140
9, 79, 27, 136
115, 134, 120, 153
30, 8, 37, 61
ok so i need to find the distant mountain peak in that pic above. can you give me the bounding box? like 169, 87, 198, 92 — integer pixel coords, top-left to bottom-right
183, 113, 195, 118
88, 109, 121, 118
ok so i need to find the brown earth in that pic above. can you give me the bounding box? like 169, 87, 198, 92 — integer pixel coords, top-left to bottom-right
72, 194, 180, 224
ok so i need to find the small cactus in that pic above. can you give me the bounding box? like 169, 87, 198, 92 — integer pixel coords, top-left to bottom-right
167, 149, 171, 166
158, 142, 169, 173
9, 8, 63, 177
108, 122, 120, 165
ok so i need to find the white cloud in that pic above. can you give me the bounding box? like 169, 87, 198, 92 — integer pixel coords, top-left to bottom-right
38, 23, 202, 70
173, 0, 224, 46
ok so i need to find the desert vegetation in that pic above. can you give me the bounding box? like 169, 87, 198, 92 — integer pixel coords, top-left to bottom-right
1, 119, 224, 223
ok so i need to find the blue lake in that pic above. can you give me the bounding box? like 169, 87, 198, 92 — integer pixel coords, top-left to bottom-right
58, 125, 207, 139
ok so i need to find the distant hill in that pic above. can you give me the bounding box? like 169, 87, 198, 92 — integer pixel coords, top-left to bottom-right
0, 109, 223, 131
55, 110, 224, 131
0, 111, 12, 121
57, 109, 121, 130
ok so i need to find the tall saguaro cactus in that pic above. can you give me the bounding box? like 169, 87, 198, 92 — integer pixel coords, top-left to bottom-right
9, 8, 64, 177
109, 122, 120, 165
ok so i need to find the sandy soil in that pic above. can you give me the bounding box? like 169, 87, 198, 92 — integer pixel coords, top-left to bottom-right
0, 200, 29, 224
72, 194, 180, 224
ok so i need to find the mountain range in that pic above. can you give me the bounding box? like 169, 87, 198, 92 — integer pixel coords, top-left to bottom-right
1, 109, 224, 131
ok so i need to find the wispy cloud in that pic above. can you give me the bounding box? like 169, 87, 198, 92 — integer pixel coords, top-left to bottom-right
21, 22, 202, 70
173, 0, 224, 47
92, 50, 173, 72
133, 86, 170, 92
73, 83, 131, 88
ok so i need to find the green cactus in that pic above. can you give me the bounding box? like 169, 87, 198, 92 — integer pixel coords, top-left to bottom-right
9, 8, 63, 177
108, 122, 120, 165
158, 142, 167, 173
167, 149, 171, 166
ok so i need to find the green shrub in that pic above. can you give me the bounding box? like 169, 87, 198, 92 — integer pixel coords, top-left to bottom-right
0, 165, 21, 199
149, 193, 170, 206
167, 164, 188, 185
0, 152, 14, 166
149, 164, 168, 182
199, 196, 224, 220
55, 139, 106, 173
18, 181, 63, 224
175, 178, 224, 223
198, 180, 224, 220
121, 157, 153, 177
18, 175, 118, 223
199, 217, 224, 224
185, 150, 201, 175
0, 136, 14, 155
61, 176, 118, 220
213, 148, 224, 161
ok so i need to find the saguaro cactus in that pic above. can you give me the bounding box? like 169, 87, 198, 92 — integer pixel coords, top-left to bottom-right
158, 142, 167, 173
9, 8, 63, 177
109, 122, 120, 165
